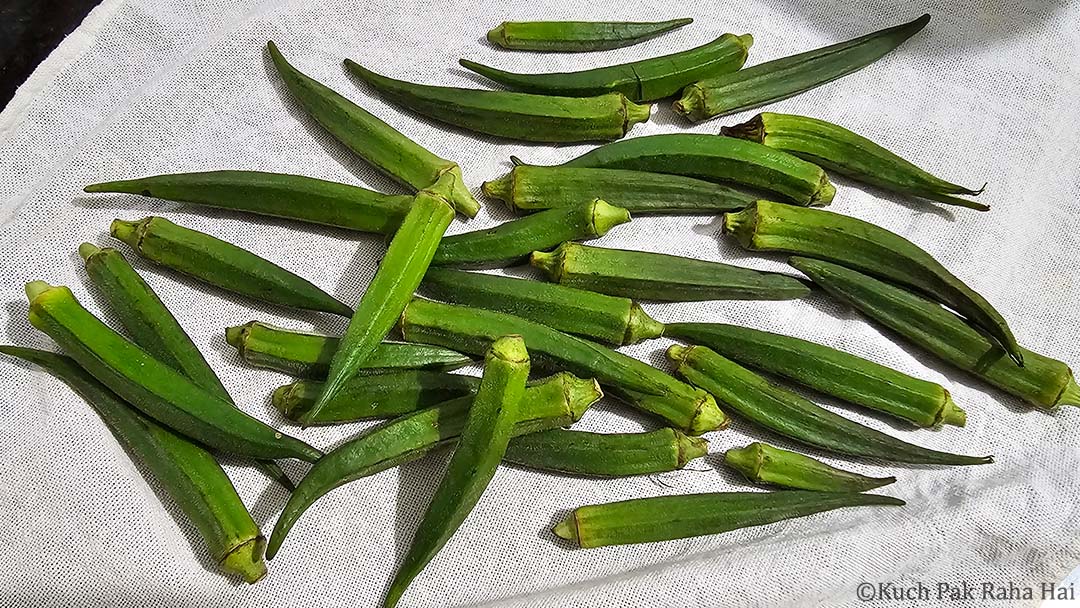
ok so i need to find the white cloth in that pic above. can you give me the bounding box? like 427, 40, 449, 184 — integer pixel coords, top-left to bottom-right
1, 1, 1078, 606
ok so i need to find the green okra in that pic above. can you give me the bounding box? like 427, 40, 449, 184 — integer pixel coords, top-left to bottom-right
431, 199, 630, 268
531, 242, 809, 302
553, 490, 904, 548
267, 41, 479, 217
345, 61, 651, 143
110, 216, 351, 317
504, 428, 707, 477
482, 164, 758, 214
725, 200, 1023, 366
25, 282, 321, 463
224, 321, 471, 378
673, 15, 931, 122
400, 297, 726, 434
273, 371, 480, 425
420, 268, 665, 345
790, 257, 1080, 411
460, 33, 752, 102
487, 18, 693, 52
386, 335, 530, 608
552, 133, 835, 206
668, 344, 991, 466
266, 372, 601, 559
83, 171, 414, 234
664, 322, 965, 428
0, 346, 268, 583
725, 442, 896, 493
721, 112, 987, 211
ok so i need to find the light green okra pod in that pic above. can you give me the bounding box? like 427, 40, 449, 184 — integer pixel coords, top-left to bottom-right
487, 19, 693, 52
504, 428, 707, 477
725, 443, 896, 493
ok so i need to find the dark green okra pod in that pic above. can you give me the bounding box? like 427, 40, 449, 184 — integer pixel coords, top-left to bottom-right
487, 19, 693, 52
725, 442, 896, 492
531, 242, 809, 302
110, 216, 351, 317
505, 428, 707, 477
790, 257, 1080, 411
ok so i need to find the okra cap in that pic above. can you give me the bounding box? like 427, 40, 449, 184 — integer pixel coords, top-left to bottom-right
77, 242, 103, 261
110, 217, 149, 250
219, 536, 268, 584
677, 432, 709, 467
588, 199, 632, 237
624, 303, 665, 344
481, 172, 513, 205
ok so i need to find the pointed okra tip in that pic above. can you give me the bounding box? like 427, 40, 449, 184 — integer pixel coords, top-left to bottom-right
220, 536, 268, 584
589, 199, 631, 237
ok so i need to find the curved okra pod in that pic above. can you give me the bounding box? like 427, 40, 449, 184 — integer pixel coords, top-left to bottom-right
664, 322, 965, 428
674, 15, 931, 121
553, 490, 904, 548
25, 282, 321, 462
460, 33, 752, 102
344, 61, 651, 143
504, 428, 707, 477
431, 199, 630, 268
667, 344, 991, 466
721, 113, 987, 211
110, 216, 352, 317
531, 242, 809, 302
83, 171, 414, 234
790, 257, 1080, 411
421, 268, 665, 345
0, 346, 268, 583
724, 200, 1023, 365
725, 443, 896, 492
267, 41, 479, 217
487, 19, 693, 52
266, 372, 602, 559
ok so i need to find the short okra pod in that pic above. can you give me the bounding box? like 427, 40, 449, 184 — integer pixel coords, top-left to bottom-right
487, 19, 693, 52
504, 428, 707, 477
725, 442, 896, 493
553, 490, 904, 549
531, 242, 809, 302
110, 216, 352, 317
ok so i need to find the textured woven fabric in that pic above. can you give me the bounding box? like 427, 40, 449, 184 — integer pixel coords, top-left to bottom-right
1, 0, 1078, 606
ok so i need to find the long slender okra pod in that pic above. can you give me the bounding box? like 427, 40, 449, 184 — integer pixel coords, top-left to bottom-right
531, 242, 809, 302
725, 200, 1023, 365
668, 344, 991, 465
505, 428, 707, 477
553, 490, 904, 548
110, 216, 352, 317
386, 335, 529, 608
420, 268, 664, 345
790, 257, 1080, 411
400, 297, 727, 434
664, 322, 965, 428
487, 19, 693, 52
0, 347, 268, 583
25, 282, 321, 462
267, 41, 479, 217
266, 372, 601, 558
83, 171, 414, 234
721, 113, 987, 211
725, 442, 896, 492
460, 33, 751, 102
345, 61, 651, 143
674, 15, 931, 121
431, 199, 630, 268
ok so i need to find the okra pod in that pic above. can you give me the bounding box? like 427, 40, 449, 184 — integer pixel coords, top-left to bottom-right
266, 372, 601, 558
431, 199, 630, 268
504, 428, 707, 477
487, 19, 693, 52
345, 61, 651, 143
553, 490, 904, 548
790, 257, 1080, 411
531, 242, 809, 302
725, 200, 1023, 365
420, 268, 664, 345
674, 15, 931, 121
268, 41, 479, 217
26, 282, 321, 462
83, 171, 414, 234
725, 442, 896, 492
722, 112, 987, 210
664, 322, 965, 428
110, 216, 352, 317
668, 344, 992, 465
460, 33, 751, 102
385, 335, 529, 608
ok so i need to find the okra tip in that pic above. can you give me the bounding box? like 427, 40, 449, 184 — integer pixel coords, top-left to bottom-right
672, 84, 707, 123
486, 24, 506, 47
432, 165, 481, 218
720, 204, 761, 248
83, 179, 143, 195
24, 280, 54, 302
813, 176, 837, 207
109, 217, 145, 249
224, 322, 253, 352
939, 393, 967, 427
1056, 378, 1080, 409
589, 199, 632, 237
678, 432, 709, 467
528, 245, 566, 281
551, 513, 580, 546
665, 343, 694, 366
489, 334, 529, 364
719, 114, 766, 143
689, 394, 729, 435
220, 535, 268, 584
481, 173, 512, 204
564, 375, 604, 420
624, 100, 652, 132
271, 383, 302, 418
624, 303, 665, 344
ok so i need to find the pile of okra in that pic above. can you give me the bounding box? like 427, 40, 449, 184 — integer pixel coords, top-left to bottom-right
6, 11, 1076, 603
